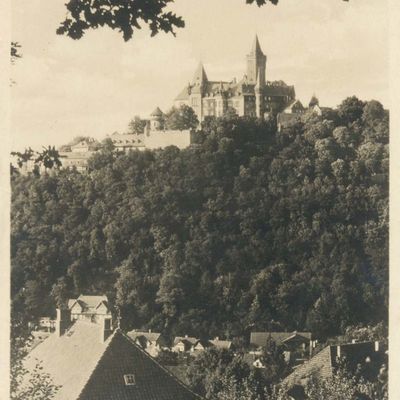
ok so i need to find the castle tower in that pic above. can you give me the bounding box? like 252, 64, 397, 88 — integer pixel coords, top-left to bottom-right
246, 35, 267, 85
189, 62, 208, 121
255, 68, 264, 119
150, 107, 164, 131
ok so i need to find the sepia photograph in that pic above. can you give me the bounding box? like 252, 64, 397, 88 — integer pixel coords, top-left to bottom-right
5, 0, 396, 399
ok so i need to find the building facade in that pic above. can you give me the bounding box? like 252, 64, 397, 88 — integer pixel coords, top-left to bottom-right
174, 36, 295, 121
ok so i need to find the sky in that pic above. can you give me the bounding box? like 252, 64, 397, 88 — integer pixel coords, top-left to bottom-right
10, 0, 389, 151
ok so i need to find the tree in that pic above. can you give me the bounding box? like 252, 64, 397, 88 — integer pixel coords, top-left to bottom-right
337, 96, 365, 126
164, 104, 199, 130
11, 336, 60, 400
128, 116, 147, 134
11, 148, 35, 168
55, 0, 286, 41
35, 147, 62, 170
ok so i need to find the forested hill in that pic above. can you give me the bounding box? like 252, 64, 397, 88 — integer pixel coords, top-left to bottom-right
11, 97, 388, 340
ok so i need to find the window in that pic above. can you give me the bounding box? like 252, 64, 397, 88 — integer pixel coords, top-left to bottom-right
124, 374, 136, 386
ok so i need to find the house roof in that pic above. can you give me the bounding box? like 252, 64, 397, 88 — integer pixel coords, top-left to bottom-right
127, 331, 162, 343
24, 320, 202, 400
150, 107, 164, 117
68, 295, 110, 314
174, 336, 199, 346
283, 99, 304, 113
283, 341, 384, 388
250, 332, 312, 348
209, 339, 232, 350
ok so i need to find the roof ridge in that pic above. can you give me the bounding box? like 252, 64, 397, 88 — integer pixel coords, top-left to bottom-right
120, 330, 203, 399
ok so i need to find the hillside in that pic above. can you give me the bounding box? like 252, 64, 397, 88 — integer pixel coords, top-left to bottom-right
11, 97, 388, 340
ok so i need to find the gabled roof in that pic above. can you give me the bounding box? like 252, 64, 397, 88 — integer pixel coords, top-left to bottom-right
283, 99, 305, 113
68, 295, 111, 315
209, 339, 232, 350
250, 332, 312, 348
150, 107, 164, 117
24, 320, 202, 400
174, 336, 199, 346
127, 330, 162, 344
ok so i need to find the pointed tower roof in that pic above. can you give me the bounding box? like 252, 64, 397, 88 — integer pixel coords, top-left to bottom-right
150, 107, 163, 117
250, 35, 264, 56
192, 62, 208, 85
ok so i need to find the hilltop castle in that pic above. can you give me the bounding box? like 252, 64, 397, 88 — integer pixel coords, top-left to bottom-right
174, 35, 296, 121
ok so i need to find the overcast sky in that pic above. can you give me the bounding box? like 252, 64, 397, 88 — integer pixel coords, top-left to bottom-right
11, 0, 389, 151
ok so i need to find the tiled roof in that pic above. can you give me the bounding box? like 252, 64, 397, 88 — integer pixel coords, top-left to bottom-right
250, 332, 312, 348
24, 320, 202, 400
69, 295, 110, 313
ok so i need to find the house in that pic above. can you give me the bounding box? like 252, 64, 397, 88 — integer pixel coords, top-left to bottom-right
38, 316, 56, 332
250, 331, 312, 364
23, 308, 202, 400
209, 337, 233, 351
191, 340, 212, 354
283, 341, 387, 388
127, 329, 169, 357
70, 138, 99, 153
283, 99, 305, 114
108, 132, 146, 152
250, 331, 312, 350
243, 353, 266, 369
172, 336, 199, 353
68, 294, 112, 323
59, 151, 95, 172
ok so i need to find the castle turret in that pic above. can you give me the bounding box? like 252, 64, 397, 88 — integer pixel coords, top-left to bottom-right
246, 35, 267, 85
150, 107, 164, 131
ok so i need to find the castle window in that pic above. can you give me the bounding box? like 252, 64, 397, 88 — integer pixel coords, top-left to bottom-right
124, 374, 136, 386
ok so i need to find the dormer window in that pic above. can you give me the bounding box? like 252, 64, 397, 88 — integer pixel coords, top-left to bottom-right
124, 374, 136, 386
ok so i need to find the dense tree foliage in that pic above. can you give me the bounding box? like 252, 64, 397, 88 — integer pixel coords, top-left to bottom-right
164, 104, 199, 130
128, 116, 148, 134
11, 97, 388, 342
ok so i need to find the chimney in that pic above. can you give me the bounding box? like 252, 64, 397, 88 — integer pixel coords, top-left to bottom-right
337, 345, 341, 359
149, 329, 152, 334
185, 334, 188, 339
215, 336, 219, 341
375, 341, 380, 352
100, 317, 112, 343
352, 339, 357, 344
55, 308, 71, 337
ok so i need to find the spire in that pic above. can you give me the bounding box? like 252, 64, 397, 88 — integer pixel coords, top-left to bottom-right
192, 62, 208, 86
250, 34, 263, 56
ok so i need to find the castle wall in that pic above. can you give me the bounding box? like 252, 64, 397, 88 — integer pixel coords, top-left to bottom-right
144, 130, 192, 150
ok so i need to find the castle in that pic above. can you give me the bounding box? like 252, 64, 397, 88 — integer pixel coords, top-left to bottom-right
174, 35, 296, 121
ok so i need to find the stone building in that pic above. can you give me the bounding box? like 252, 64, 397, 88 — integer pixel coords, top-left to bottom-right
174, 35, 295, 121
